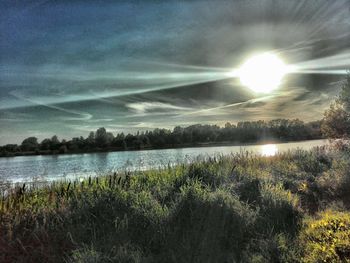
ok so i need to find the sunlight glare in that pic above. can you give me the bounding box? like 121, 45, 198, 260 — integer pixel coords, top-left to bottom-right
238, 53, 287, 93
261, 144, 278, 156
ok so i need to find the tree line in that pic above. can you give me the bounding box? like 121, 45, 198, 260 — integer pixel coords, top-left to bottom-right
0, 119, 323, 157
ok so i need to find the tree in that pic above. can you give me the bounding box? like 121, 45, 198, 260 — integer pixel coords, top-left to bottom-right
322, 74, 350, 139
339, 73, 350, 111
50, 135, 60, 151
2, 144, 19, 154
0, 117, 325, 157
59, 145, 68, 154
86, 131, 95, 147
95, 127, 108, 147
21, 137, 38, 151
40, 138, 51, 150
106, 132, 114, 145
112, 133, 126, 149
321, 103, 350, 139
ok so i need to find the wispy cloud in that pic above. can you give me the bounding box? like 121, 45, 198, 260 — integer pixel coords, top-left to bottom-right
9, 91, 92, 121
0, 0, 349, 143
126, 102, 192, 114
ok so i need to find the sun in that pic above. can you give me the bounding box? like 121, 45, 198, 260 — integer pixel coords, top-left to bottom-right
238, 53, 287, 93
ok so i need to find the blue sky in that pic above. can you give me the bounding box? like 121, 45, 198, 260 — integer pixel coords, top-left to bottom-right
0, 0, 349, 144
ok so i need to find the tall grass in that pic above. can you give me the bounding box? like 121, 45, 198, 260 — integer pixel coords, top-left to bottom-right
1, 147, 350, 262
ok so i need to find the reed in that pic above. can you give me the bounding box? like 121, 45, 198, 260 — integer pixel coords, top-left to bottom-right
1, 147, 350, 262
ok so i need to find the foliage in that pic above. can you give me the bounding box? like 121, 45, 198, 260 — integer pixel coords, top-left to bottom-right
257, 182, 301, 236
322, 73, 350, 139
299, 210, 350, 263
0, 118, 322, 157
163, 183, 256, 262
20, 136, 39, 152
67, 245, 142, 263
2, 147, 350, 262
321, 102, 350, 139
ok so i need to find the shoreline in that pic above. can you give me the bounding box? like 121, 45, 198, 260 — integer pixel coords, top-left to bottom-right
1, 147, 349, 262
0, 137, 325, 158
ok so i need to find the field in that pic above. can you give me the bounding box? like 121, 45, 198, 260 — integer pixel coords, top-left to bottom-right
1, 144, 350, 262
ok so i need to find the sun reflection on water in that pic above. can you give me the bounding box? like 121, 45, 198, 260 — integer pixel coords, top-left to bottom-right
261, 144, 278, 156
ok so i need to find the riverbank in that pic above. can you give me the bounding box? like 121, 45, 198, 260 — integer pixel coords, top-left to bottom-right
0, 139, 328, 184
0, 119, 323, 158
0, 137, 324, 158
1, 146, 350, 262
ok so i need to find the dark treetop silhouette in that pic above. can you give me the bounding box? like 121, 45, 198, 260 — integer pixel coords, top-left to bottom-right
0, 119, 322, 157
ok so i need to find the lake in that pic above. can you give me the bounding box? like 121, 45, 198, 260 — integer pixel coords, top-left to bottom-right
0, 139, 327, 183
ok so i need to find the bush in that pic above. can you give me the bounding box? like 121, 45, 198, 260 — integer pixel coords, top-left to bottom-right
257, 183, 301, 236
242, 234, 300, 263
162, 182, 256, 263
3, 149, 350, 262
67, 246, 110, 263
186, 161, 228, 188
316, 157, 350, 206
67, 244, 142, 263
299, 210, 350, 263
65, 188, 167, 255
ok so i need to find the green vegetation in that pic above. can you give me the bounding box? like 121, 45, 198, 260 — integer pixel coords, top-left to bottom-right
1, 145, 350, 262
1, 73, 349, 262
300, 210, 350, 262
0, 118, 322, 157
322, 74, 350, 139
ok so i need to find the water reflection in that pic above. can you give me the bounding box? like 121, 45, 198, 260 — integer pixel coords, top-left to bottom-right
261, 144, 278, 156
0, 139, 327, 183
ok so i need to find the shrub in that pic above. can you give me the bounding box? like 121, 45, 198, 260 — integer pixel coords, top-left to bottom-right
67, 245, 143, 263
67, 246, 109, 263
186, 161, 228, 188
65, 188, 167, 255
257, 183, 301, 236
299, 210, 350, 263
242, 234, 300, 263
2, 149, 350, 262
162, 182, 256, 263
316, 157, 350, 206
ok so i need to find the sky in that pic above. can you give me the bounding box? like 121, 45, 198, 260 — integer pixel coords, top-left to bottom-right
0, 0, 350, 144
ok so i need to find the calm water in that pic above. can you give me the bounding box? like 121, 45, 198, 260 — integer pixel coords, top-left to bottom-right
0, 139, 327, 183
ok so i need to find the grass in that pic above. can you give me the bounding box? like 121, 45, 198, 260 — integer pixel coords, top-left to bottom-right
1, 145, 350, 262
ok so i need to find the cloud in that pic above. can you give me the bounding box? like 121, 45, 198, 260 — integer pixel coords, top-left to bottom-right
126, 102, 192, 114
9, 91, 92, 121
0, 0, 349, 143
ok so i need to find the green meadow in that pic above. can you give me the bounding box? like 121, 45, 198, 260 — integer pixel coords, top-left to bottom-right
1, 145, 350, 262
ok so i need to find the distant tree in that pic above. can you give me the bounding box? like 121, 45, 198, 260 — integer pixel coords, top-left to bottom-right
112, 133, 126, 149
125, 134, 137, 148
40, 138, 51, 151
69, 137, 85, 151
50, 135, 60, 151
0, 117, 324, 157
106, 132, 114, 146
322, 74, 350, 139
3, 144, 19, 153
95, 127, 108, 147
51, 135, 59, 144
172, 126, 184, 145
59, 145, 68, 154
86, 131, 95, 147
21, 137, 39, 151
68, 138, 79, 151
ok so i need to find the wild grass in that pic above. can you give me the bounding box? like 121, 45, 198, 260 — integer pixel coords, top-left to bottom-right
1, 146, 350, 262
